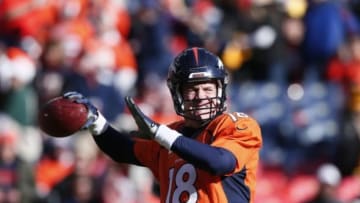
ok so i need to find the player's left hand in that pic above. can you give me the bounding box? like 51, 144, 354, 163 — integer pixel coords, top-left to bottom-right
125, 96, 182, 149
124, 96, 159, 139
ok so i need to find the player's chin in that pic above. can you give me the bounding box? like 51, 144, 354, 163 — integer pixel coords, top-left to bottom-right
193, 110, 212, 120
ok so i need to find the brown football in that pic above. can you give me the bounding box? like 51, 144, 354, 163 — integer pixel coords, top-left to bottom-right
38, 97, 88, 137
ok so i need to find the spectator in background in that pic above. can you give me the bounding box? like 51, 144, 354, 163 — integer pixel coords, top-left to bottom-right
305, 163, 343, 203
326, 35, 360, 93
349, 0, 360, 25
133, 77, 181, 125
0, 114, 37, 203
0, 46, 38, 126
0, 46, 43, 164
300, 0, 359, 82
83, 0, 138, 96
0, 0, 56, 47
36, 39, 69, 105
129, 0, 174, 86
325, 34, 360, 176
62, 38, 125, 123
46, 133, 103, 203
35, 138, 74, 200
334, 85, 360, 176
100, 164, 138, 203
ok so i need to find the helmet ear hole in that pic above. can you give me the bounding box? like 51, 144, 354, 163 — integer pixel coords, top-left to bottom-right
167, 47, 228, 120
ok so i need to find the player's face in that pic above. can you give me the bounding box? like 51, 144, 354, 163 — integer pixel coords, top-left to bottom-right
182, 81, 219, 124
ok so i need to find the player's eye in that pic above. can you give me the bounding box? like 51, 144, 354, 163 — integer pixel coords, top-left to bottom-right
204, 87, 216, 92
183, 89, 196, 99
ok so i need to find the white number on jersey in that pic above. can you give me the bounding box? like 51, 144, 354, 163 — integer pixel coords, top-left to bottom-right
166, 163, 198, 203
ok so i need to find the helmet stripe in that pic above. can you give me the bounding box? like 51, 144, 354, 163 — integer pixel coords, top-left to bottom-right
192, 47, 199, 65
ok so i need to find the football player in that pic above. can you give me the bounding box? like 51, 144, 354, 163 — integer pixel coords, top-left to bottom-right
64, 47, 263, 203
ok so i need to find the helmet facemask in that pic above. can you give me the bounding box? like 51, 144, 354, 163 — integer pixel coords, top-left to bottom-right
166, 47, 228, 126
183, 80, 226, 123
168, 78, 227, 125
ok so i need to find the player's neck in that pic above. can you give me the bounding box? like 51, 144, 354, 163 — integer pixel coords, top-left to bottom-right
180, 125, 206, 139
184, 119, 203, 128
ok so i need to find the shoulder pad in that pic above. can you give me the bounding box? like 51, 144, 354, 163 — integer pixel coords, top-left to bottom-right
225, 112, 258, 131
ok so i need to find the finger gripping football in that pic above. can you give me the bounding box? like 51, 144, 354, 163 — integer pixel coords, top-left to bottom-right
38, 97, 88, 137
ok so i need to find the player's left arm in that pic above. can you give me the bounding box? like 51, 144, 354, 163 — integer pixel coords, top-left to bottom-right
171, 113, 262, 175
170, 136, 237, 175
125, 97, 261, 176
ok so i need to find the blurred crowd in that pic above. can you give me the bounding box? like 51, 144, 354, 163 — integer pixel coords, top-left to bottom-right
0, 0, 360, 202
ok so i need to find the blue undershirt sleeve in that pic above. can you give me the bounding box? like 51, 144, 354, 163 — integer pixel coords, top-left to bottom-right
171, 136, 236, 175
93, 126, 141, 165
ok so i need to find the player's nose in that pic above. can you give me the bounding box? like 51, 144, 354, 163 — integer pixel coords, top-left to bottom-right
195, 88, 207, 99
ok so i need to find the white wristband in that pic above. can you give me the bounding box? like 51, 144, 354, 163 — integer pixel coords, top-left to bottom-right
90, 112, 109, 136
154, 125, 182, 150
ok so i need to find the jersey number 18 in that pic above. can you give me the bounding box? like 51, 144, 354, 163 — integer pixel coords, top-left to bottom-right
166, 163, 198, 203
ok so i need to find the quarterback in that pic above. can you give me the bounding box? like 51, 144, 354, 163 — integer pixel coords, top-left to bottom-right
64, 47, 262, 203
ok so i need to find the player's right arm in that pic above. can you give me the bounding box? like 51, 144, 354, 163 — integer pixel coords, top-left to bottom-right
92, 120, 162, 177
63, 92, 141, 165
92, 125, 141, 165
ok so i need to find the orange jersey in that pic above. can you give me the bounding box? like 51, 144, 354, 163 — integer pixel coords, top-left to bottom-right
134, 112, 262, 203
